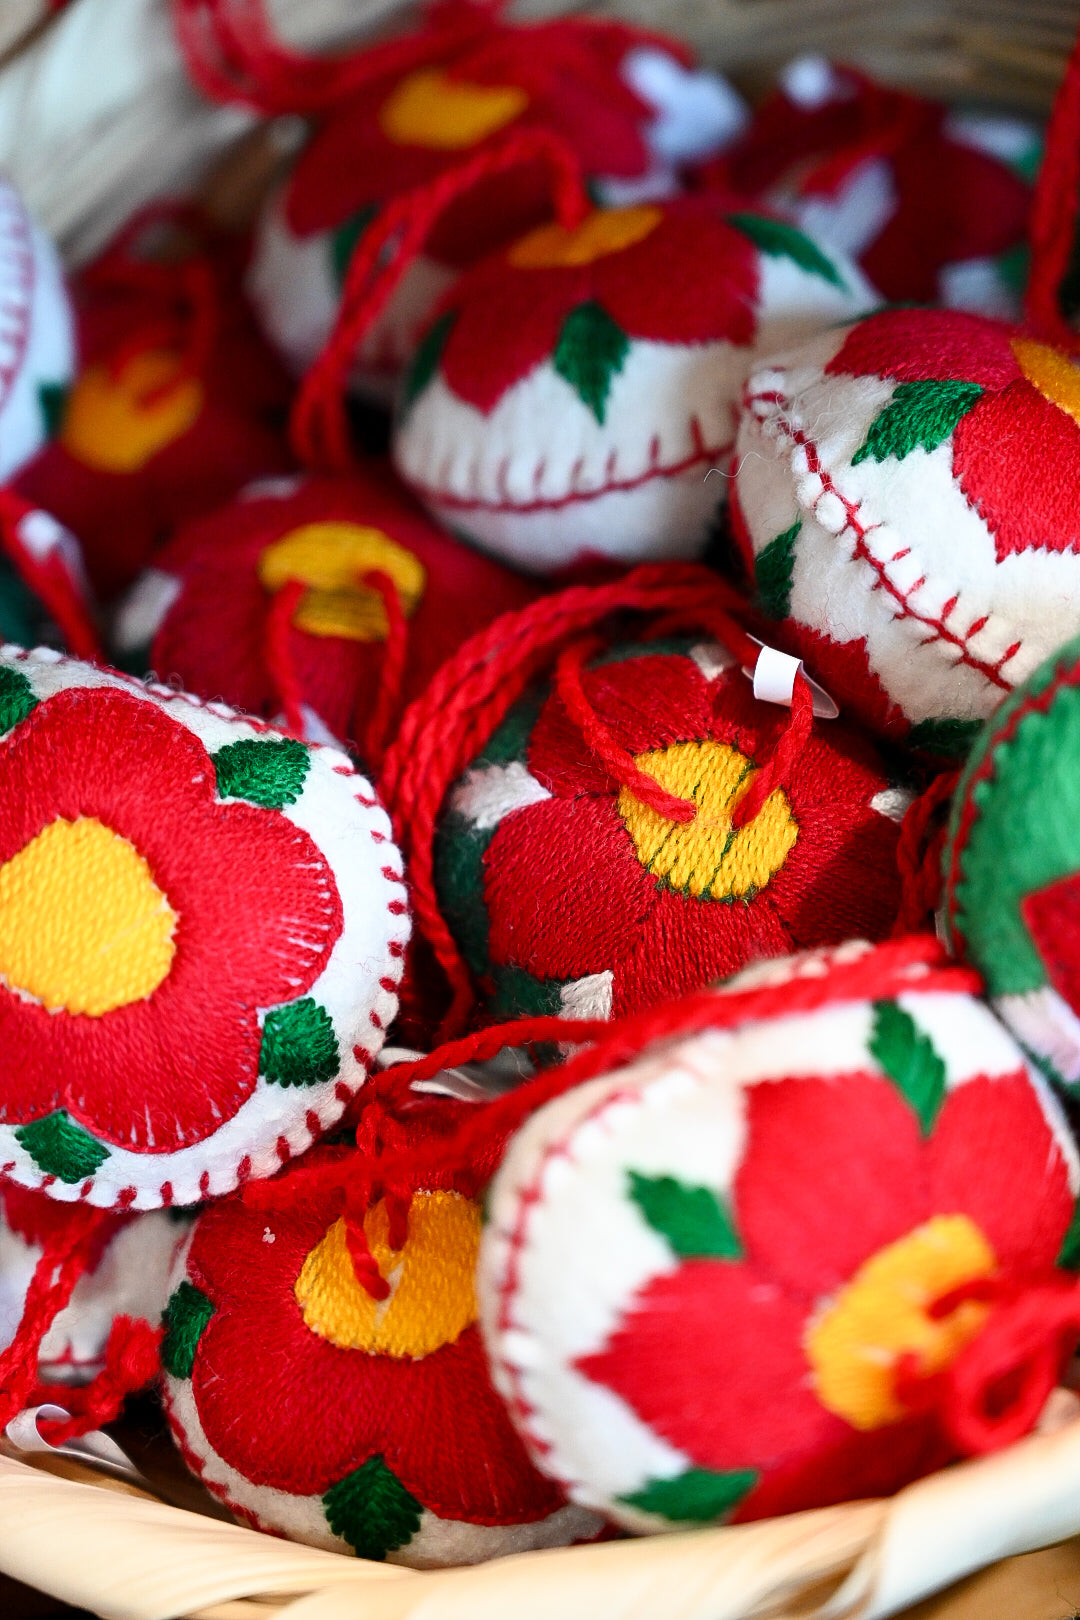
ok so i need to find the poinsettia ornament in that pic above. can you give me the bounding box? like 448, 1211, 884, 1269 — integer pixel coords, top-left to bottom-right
0, 176, 74, 482
0, 647, 407, 1210
393, 198, 873, 571
732, 307, 1080, 756
478, 939, 1080, 1528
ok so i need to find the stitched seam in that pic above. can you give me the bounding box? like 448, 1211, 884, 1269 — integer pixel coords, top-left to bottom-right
0, 188, 36, 410
744, 384, 1019, 694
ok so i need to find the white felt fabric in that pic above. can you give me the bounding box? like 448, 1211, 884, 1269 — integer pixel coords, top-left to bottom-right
0, 177, 73, 482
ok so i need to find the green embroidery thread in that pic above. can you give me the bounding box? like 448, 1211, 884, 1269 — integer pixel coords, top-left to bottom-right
870, 1000, 947, 1134
161, 1281, 215, 1379
851, 379, 984, 465
330, 205, 379, 288
553, 301, 630, 423
213, 738, 310, 808
1058, 1199, 1080, 1270
38, 381, 69, 439
755, 519, 801, 620
620, 1466, 758, 1522
628, 1171, 743, 1259
0, 665, 37, 734
14, 1110, 110, 1183
725, 213, 844, 287
403, 311, 456, 408
259, 999, 340, 1086
907, 716, 984, 759
323, 1455, 423, 1560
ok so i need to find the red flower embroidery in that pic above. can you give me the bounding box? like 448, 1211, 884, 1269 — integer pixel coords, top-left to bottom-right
829, 308, 1080, 561
0, 686, 342, 1153
580, 1065, 1075, 1520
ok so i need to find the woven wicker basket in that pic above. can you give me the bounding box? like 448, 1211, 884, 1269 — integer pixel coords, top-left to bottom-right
4, 3, 1080, 1616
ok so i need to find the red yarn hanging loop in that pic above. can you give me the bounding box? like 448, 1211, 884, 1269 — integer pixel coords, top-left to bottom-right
343, 1210, 391, 1301
290, 126, 591, 470
0, 488, 102, 664
893, 768, 960, 937
262, 577, 307, 738
34, 1317, 164, 1445
1028, 24, 1080, 349
360, 568, 409, 769
730, 666, 816, 831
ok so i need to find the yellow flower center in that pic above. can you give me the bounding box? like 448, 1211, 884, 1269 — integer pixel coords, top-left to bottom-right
0, 817, 176, 1015
257, 523, 426, 642
378, 68, 528, 150
508, 205, 664, 270
805, 1215, 997, 1431
294, 1191, 480, 1358
618, 739, 798, 901
61, 351, 204, 473
1012, 337, 1080, 427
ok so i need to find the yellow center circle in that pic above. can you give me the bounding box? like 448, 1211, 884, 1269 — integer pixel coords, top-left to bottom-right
61, 350, 205, 474
0, 816, 177, 1016
257, 523, 427, 642
805, 1214, 996, 1431
508, 205, 663, 270
378, 68, 528, 150
1011, 337, 1080, 427
618, 738, 798, 901
294, 1190, 480, 1358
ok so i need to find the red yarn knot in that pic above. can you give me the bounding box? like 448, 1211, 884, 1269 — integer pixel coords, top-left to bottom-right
262, 577, 307, 738
895, 1270, 1080, 1457
729, 666, 815, 831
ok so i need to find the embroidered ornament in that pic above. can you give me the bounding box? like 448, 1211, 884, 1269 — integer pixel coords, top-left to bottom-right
702, 58, 1034, 318
392, 199, 872, 572
433, 636, 904, 1024
0, 1180, 187, 1382
162, 1147, 601, 1564
0, 647, 408, 1209
0, 176, 74, 482
16, 215, 293, 600
732, 307, 1080, 756
244, 6, 746, 398
478, 939, 1080, 1528
0, 492, 98, 663
114, 469, 537, 754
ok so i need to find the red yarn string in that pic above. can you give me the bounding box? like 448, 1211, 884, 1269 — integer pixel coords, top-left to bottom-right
731, 667, 815, 830
373, 1014, 611, 1092
1028, 22, 1080, 348
0, 488, 102, 663
798, 81, 933, 198
360, 568, 409, 768
0, 1207, 107, 1433
290, 126, 591, 470
895, 1271, 1080, 1456
343, 1211, 391, 1301
34, 1317, 163, 1444
377, 564, 751, 1040
262, 577, 306, 738
892, 769, 960, 937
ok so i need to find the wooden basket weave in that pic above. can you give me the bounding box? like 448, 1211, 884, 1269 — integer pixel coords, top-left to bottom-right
3, 3, 1080, 1617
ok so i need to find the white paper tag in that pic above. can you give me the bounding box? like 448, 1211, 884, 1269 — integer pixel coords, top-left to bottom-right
378, 1045, 535, 1101
4, 1404, 149, 1486
741, 639, 839, 718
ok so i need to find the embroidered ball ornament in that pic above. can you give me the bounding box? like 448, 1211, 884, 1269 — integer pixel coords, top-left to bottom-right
113, 469, 537, 753
0, 647, 408, 1209
732, 307, 1080, 756
246, 9, 745, 398
161, 1156, 601, 1564
0, 1180, 187, 1382
434, 636, 905, 1023
478, 939, 1080, 1528
0, 176, 74, 482
393, 200, 873, 572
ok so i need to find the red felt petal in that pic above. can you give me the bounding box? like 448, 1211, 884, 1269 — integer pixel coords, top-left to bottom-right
826, 308, 1020, 389
735, 1073, 925, 1297
613, 885, 794, 1016
578, 1258, 827, 1470
951, 378, 1080, 560
438, 260, 583, 413
764, 800, 901, 948
483, 794, 657, 983
929, 1073, 1075, 1273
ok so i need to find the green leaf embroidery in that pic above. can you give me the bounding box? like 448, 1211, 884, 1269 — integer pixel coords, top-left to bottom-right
851, 379, 984, 466
553, 300, 630, 423
620, 1466, 758, 1522
1058, 1199, 1080, 1270
725, 213, 843, 287
161, 1281, 215, 1379
0, 665, 37, 733
755, 519, 801, 620
259, 999, 340, 1086
15, 1110, 110, 1183
213, 738, 310, 808
870, 1000, 947, 1134
330, 205, 379, 288
38, 381, 69, 439
906, 716, 984, 759
628, 1171, 743, 1259
403, 310, 456, 409
323, 1455, 423, 1560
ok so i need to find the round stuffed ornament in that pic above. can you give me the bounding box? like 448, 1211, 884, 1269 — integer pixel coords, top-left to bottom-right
0, 176, 74, 482
0, 1180, 188, 1382
431, 632, 905, 1024
0, 646, 408, 1209
732, 307, 1080, 756
243, 5, 745, 398
113, 468, 537, 755
479, 938, 1080, 1529
162, 1135, 602, 1565
392, 199, 873, 572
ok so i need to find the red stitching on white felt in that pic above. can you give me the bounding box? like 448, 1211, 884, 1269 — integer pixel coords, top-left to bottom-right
0, 187, 36, 411
745, 385, 1018, 693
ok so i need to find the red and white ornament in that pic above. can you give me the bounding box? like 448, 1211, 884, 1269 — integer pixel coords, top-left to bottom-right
0, 176, 74, 483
